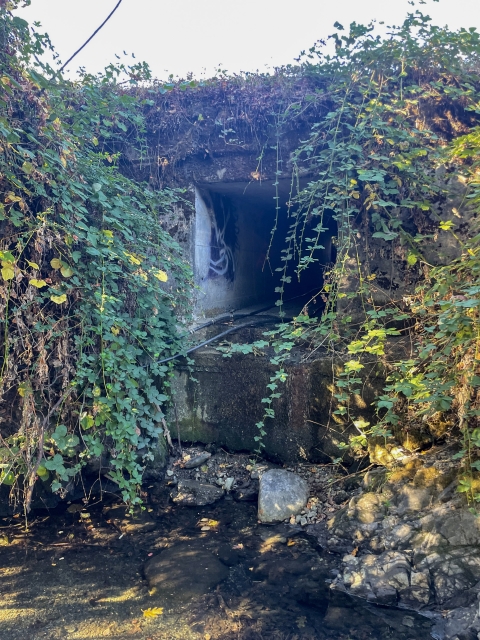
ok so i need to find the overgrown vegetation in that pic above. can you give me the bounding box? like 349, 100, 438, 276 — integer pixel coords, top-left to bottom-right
2, 0, 480, 512
0, 2, 191, 511
252, 9, 480, 498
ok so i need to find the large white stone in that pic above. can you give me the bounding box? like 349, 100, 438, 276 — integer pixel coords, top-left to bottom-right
258, 469, 308, 523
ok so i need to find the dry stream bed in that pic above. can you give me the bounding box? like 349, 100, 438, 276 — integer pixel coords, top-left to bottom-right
0, 453, 435, 640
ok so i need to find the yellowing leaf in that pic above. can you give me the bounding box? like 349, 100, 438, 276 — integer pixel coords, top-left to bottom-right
124, 251, 142, 266
50, 258, 62, 269
22, 161, 33, 174
142, 607, 163, 618
207, 519, 219, 527
407, 253, 418, 266
439, 220, 454, 231
111, 326, 120, 335
1, 266, 14, 281
92, 136, 99, 146
30, 279, 47, 288
27, 260, 40, 269
154, 269, 168, 282
51, 294, 67, 304
60, 266, 74, 278
102, 229, 114, 238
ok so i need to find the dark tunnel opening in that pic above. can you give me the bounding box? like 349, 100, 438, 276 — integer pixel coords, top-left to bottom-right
194, 180, 337, 321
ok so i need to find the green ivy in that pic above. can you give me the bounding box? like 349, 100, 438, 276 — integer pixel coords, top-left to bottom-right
0, 4, 192, 510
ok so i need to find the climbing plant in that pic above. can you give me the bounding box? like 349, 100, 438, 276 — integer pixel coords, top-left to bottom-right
223, 8, 480, 475
0, 3, 192, 510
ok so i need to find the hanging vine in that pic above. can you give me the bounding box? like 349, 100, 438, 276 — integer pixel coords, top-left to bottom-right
0, 3, 192, 511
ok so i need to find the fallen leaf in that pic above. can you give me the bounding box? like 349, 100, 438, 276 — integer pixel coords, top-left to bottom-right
232, 543, 244, 550
287, 539, 296, 547
201, 526, 211, 531
207, 519, 219, 527
142, 607, 164, 618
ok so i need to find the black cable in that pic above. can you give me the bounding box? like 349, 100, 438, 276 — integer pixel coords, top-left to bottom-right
191, 286, 324, 333
59, 0, 124, 74
157, 315, 293, 365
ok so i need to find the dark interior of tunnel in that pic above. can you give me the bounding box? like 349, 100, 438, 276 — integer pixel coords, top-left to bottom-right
196, 179, 337, 318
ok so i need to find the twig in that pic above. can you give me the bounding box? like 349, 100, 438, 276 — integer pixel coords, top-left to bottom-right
58, 0, 124, 74
319, 463, 376, 490
24, 386, 74, 514
161, 417, 174, 451
174, 403, 182, 456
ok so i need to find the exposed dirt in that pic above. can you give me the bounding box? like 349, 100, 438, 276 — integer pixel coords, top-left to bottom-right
0, 454, 435, 640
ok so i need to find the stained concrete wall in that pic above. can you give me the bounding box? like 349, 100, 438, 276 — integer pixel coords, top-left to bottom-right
171, 337, 386, 465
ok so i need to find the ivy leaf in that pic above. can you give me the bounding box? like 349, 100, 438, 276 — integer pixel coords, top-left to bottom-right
372, 231, 398, 241
60, 266, 74, 278
153, 269, 168, 282
30, 278, 47, 288
51, 294, 67, 304
22, 161, 33, 174
0, 251, 15, 263
1, 266, 14, 280
50, 258, 62, 269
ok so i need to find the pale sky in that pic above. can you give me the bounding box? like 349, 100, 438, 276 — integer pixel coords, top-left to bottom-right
16, 0, 480, 81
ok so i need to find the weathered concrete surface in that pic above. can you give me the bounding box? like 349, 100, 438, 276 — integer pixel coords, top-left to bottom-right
171, 341, 385, 465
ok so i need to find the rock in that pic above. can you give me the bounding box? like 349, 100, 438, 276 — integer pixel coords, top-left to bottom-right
437, 509, 480, 547
343, 551, 412, 602
417, 548, 480, 605
258, 469, 308, 524
144, 542, 229, 600
183, 452, 211, 469
233, 479, 259, 501
142, 435, 168, 481
223, 477, 234, 491
170, 479, 224, 506
363, 467, 387, 492
443, 602, 480, 640
384, 523, 415, 550
395, 486, 433, 515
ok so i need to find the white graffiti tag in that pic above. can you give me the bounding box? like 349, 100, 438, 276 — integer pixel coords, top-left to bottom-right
209, 213, 235, 280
